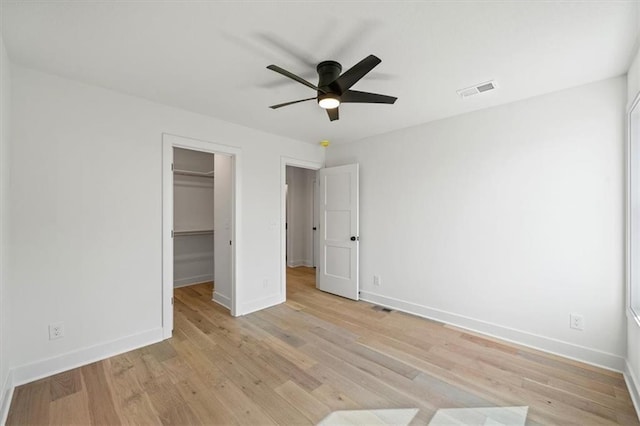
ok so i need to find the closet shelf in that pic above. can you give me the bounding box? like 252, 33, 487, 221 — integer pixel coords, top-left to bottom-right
174, 168, 214, 178
174, 229, 214, 237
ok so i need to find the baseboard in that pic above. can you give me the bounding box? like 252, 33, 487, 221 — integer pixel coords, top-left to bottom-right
287, 260, 313, 268
0, 369, 13, 426
625, 361, 640, 421
239, 294, 284, 316
212, 292, 231, 310
10, 327, 164, 388
360, 290, 625, 372
174, 274, 213, 288
287, 261, 314, 268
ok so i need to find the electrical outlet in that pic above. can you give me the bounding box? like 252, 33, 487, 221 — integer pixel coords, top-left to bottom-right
373, 275, 381, 286
570, 313, 584, 331
49, 322, 64, 340
263, 279, 269, 289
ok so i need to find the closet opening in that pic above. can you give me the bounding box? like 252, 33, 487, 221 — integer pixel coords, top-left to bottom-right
173, 148, 215, 290
173, 147, 232, 312
162, 134, 239, 338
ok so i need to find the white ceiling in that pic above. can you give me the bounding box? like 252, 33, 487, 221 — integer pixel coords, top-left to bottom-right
1, 1, 638, 145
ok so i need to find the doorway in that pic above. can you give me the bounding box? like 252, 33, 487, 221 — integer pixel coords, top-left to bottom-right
286, 165, 317, 269
162, 133, 241, 339
172, 148, 232, 309
281, 158, 322, 300
282, 160, 361, 303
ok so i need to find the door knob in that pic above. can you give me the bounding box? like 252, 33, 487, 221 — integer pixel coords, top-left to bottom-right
350, 236, 357, 241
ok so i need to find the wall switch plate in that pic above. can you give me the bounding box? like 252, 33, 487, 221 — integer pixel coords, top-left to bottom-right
570, 313, 584, 331
263, 279, 269, 289
373, 275, 381, 286
49, 322, 64, 340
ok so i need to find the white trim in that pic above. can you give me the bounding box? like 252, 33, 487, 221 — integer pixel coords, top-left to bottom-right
287, 259, 313, 268
360, 290, 625, 372
630, 308, 640, 329
10, 327, 162, 390
625, 361, 640, 421
212, 292, 231, 310
162, 137, 174, 338
627, 92, 640, 325
163, 133, 242, 330
281, 157, 323, 304
240, 294, 285, 316
0, 370, 13, 426
173, 275, 214, 288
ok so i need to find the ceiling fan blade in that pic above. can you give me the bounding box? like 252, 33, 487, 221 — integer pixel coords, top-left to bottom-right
326, 107, 339, 121
269, 97, 317, 109
267, 65, 326, 93
341, 89, 397, 104
333, 55, 381, 92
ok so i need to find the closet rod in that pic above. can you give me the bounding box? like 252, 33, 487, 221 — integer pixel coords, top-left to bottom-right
173, 169, 214, 178
174, 230, 214, 237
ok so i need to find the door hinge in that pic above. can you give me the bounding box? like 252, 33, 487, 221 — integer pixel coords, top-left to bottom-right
171, 296, 174, 305
171, 163, 174, 171
171, 230, 174, 238
230, 240, 232, 246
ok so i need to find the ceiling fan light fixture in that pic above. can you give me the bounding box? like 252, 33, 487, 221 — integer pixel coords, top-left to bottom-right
318, 95, 340, 109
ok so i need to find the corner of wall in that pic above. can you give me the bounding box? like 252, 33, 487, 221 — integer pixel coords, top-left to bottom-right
0, 31, 12, 424
625, 360, 640, 421
627, 21, 640, 420
0, 370, 13, 425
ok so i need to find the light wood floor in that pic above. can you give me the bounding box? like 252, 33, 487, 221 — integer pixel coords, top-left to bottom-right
7, 267, 639, 425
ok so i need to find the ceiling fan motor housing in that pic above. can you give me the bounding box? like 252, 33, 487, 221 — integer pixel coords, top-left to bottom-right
317, 60, 342, 94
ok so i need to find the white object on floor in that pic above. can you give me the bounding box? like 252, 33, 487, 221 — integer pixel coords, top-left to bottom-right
318, 408, 419, 425
428, 406, 529, 426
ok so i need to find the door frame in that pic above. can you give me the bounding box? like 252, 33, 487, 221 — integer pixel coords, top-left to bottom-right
162, 133, 242, 338
280, 157, 323, 301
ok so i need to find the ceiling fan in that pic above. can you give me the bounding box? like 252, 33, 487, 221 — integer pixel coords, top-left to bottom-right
266, 54, 397, 121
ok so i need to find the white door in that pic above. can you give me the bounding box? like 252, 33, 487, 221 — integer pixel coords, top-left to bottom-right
213, 154, 232, 309
318, 164, 359, 300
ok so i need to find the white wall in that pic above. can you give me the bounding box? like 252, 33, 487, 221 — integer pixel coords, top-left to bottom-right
7, 65, 323, 384
173, 148, 215, 288
286, 166, 315, 267
327, 76, 627, 370
626, 42, 640, 412
0, 34, 12, 420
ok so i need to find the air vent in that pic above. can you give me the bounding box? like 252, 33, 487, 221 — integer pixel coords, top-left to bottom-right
456, 80, 498, 98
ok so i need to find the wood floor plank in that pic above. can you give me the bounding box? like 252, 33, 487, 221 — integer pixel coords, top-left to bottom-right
261, 335, 318, 370
209, 378, 278, 425
171, 374, 238, 425
103, 354, 162, 425
49, 369, 83, 402
48, 386, 92, 426
6, 267, 639, 425
310, 383, 361, 411
80, 362, 122, 425
6, 378, 50, 425
274, 380, 332, 423
256, 347, 322, 392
